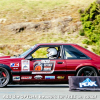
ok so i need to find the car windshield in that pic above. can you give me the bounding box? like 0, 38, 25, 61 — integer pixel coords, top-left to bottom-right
18, 44, 37, 58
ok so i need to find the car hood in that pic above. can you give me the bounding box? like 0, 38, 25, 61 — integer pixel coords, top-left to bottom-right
0, 56, 22, 65
0, 56, 11, 59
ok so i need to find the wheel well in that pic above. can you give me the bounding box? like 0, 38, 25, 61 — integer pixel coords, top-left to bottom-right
0, 66, 12, 83
76, 66, 99, 76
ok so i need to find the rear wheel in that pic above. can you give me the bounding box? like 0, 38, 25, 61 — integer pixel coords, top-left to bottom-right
0, 67, 10, 87
76, 66, 98, 76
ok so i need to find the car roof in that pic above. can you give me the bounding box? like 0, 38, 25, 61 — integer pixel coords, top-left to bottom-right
36, 43, 78, 46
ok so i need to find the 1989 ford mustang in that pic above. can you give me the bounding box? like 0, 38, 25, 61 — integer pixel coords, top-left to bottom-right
0, 43, 100, 87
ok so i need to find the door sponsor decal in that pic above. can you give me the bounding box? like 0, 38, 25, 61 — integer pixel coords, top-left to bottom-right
10, 63, 19, 67
34, 75, 43, 79
57, 76, 65, 79
45, 76, 55, 79
21, 76, 32, 79
21, 60, 30, 71
32, 60, 55, 74
13, 76, 20, 81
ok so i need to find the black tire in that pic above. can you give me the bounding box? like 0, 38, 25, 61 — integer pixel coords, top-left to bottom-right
0, 67, 10, 87
76, 66, 98, 76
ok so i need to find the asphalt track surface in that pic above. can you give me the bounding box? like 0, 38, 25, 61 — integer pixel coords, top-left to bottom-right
0, 84, 100, 100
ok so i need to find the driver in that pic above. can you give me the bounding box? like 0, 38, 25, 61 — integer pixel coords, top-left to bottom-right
47, 48, 57, 59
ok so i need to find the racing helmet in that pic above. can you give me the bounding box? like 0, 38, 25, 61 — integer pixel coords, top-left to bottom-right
47, 48, 57, 58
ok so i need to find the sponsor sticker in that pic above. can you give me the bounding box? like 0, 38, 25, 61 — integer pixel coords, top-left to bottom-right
34, 75, 42, 79
21, 60, 30, 71
13, 76, 20, 81
32, 72, 52, 74
13, 68, 18, 69
21, 76, 32, 79
41, 60, 50, 63
44, 63, 52, 66
10, 63, 19, 67
57, 76, 65, 79
79, 78, 98, 88
45, 76, 55, 79
44, 66, 51, 71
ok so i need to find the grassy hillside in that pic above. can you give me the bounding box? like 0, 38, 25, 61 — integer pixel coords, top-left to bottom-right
0, 0, 95, 24
0, 0, 96, 55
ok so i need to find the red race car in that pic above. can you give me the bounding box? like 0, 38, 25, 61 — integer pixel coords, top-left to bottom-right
0, 43, 100, 87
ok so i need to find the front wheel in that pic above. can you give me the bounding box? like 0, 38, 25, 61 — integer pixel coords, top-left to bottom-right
76, 66, 98, 76
0, 67, 10, 87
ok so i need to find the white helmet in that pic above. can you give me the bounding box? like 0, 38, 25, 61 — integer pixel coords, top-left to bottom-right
47, 48, 57, 58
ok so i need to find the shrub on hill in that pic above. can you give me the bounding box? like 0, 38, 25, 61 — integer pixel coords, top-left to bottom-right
79, 1, 100, 55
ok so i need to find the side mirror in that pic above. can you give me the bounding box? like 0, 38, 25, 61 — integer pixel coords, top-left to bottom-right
25, 55, 33, 60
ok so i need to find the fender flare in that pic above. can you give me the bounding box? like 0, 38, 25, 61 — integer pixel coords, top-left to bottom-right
0, 64, 12, 73
75, 63, 99, 74
75, 63, 98, 70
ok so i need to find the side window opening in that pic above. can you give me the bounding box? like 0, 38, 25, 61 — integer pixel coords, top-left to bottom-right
32, 46, 61, 59
32, 47, 48, 58
63, 45, 89, 59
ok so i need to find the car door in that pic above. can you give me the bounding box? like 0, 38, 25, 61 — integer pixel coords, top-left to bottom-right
29, 45, 67, 82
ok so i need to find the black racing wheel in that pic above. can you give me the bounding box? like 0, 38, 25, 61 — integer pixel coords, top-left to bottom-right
76, 66, 98, 76
0, 67, 10, 87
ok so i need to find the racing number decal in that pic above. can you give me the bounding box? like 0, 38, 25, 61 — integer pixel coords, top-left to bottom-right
34, 63, 43, 71
35, 65, 42, 71
32, 60, 55, 74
